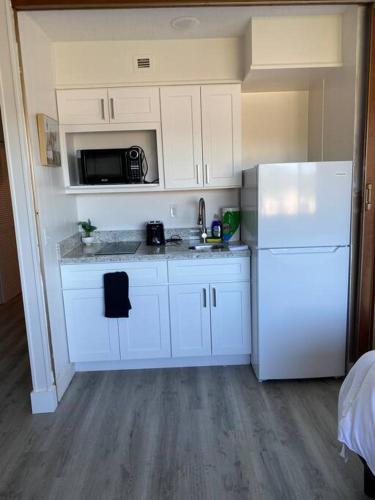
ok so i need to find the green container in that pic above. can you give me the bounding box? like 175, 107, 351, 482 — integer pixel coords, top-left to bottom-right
222, 207, 240, 242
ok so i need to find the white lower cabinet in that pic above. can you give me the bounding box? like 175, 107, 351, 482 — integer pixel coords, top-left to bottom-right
210, 282, 251, 355
169, 281, 251, 358
61, 257, 251, 365
63, 286, 171, 363
63, 288, 120, 362
169, 284, 212, 357
119, 286, 171, 359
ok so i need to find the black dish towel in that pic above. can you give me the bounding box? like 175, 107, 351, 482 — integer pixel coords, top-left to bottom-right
104, 272, 132, 318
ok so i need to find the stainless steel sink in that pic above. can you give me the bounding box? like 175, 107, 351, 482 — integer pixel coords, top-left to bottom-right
189, 243, 227, 251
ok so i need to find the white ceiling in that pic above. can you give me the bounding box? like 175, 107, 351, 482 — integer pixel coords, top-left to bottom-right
27, 5, 348, 42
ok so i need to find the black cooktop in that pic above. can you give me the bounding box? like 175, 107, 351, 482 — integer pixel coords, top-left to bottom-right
95, 241, 141, 255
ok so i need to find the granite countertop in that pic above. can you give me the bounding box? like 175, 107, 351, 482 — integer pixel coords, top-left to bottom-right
60, 240, 250, 265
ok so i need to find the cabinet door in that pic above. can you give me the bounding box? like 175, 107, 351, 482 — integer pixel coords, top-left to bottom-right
201, 84, 241, 188
210, 282, 251, 355
169, 284, 211, 357
63, 289, 120, 362
56, 89, 109, 125
108, 87, 160, 123
118, 286, 171, 359
160, 86, 203, 189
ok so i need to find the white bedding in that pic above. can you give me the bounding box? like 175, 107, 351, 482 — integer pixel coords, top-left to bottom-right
338, 351, 375, 474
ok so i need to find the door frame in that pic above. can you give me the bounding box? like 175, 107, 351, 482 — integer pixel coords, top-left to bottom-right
3, 0, 375, 382
9, 0, 371, 10
0, 0, 57, 413
355, 3, 375, 359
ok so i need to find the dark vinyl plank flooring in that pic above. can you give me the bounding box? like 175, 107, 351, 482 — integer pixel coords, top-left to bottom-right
0, 296, 367, 500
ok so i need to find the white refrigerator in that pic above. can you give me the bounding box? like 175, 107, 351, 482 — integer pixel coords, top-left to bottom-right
241, 162, 352, 381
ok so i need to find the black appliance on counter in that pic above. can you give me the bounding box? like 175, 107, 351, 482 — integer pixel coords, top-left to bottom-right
146, 221, 165, 246
78, 146, 148, 185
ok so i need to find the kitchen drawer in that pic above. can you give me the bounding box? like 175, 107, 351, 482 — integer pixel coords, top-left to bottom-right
61, 261, 168, 290
168, 257, 250, 284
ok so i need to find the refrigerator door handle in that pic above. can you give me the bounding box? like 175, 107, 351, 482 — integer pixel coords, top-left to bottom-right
268, 246, 341, 255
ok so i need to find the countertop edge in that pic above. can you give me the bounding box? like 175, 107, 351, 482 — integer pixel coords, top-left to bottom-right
60, 244, 250, 265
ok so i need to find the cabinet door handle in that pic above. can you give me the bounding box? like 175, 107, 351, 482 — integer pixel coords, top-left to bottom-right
203, 288, 207, 308
212, 287, 217, 307
196, 164, 200, 184
110, 97, 115, 120
100, 99, 105, 120
366, 183, 373, 211
205, 164, 210, 184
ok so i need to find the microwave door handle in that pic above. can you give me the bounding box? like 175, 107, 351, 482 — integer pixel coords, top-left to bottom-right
123, 150, 129, 183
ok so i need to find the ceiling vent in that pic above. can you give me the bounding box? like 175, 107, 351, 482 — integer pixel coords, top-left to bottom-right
171, 16, 200, 32
134, 56, 153, 73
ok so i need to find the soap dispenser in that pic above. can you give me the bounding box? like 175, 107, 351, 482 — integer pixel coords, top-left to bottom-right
211, 214, 222, 240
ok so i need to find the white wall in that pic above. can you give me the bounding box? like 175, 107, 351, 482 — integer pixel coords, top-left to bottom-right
18, 13, 78, 399
76, 189, 239, 231
242, 91, 309, 169
54, 38, 242, 87
307, 7, 360, 162
308, 81, 324, 161
322, 7, 359, 161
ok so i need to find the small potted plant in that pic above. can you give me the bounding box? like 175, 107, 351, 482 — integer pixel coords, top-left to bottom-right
78, 219, 97, 245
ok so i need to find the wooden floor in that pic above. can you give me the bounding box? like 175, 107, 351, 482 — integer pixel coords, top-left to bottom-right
0, 297, 367, 500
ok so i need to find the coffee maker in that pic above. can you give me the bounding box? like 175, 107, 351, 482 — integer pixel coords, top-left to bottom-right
146, 221, 165, 246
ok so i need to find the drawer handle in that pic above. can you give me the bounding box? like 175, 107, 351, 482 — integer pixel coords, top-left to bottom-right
100, 99, 105, 120
203, 288, 207, 308
205, 164, 210, 184
110, 98, 115, 120
212, 287, 217, 307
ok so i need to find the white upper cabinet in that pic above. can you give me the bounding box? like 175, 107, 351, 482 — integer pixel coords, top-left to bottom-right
57, 88, 109, 125
160, 86, 203, 189
161, 83, 241, 190
57, 86, 160, 125
108, 87, 160, 123
245, 15, 342, 71
201, 84, 242, 188
56, 83, 241, 190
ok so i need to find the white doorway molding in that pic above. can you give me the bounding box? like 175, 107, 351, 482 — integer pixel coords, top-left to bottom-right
0, 0, 57, 413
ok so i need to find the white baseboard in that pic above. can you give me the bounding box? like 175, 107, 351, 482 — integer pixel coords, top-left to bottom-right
30, 386, 58, 414
55, 363, 75, 401
75, 354, 251, 372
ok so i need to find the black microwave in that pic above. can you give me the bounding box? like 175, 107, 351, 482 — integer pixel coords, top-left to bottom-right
78, 147, 146, 185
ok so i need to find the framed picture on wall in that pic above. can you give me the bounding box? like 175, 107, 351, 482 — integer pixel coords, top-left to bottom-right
36, 113, 61, 167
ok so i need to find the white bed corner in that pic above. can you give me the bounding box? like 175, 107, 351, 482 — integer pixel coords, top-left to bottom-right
338, 350, 375, 475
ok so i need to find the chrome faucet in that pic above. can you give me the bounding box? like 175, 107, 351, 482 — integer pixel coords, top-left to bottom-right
197, 197, 208, 243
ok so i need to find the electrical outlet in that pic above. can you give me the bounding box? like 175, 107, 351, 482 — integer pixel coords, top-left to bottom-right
169, 204, 177, 218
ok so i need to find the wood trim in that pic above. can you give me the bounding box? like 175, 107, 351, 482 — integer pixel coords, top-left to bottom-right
10, 0, 368, 11
356, 4, 375, 358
